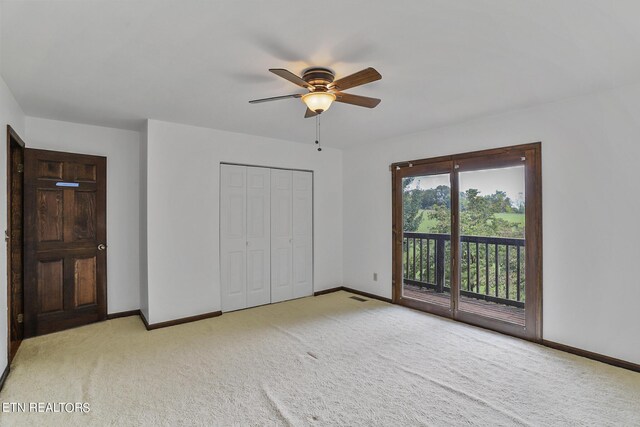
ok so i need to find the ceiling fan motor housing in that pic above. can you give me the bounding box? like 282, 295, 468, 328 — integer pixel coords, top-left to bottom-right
302, 67, 335, 90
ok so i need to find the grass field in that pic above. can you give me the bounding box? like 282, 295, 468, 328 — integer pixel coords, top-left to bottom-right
494, 212, 526, 226
416, 210, 438, 232
417, 210, 525, 233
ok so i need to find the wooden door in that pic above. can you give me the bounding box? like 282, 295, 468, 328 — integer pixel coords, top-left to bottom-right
292, 171, 313, 298
7, 126, 25, 362
246, 167, 271, 307
24, 149, 107, 337
220, 164, 247, 312
270, 169, 293, 303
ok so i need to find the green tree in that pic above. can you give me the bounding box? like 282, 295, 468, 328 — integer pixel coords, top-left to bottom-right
429, 188, 524, 238
407, 186, 525, 301
487, 190, 513, 213
402, 177, 424, 232
434, 185, 451, 208
429, 204, 451, 233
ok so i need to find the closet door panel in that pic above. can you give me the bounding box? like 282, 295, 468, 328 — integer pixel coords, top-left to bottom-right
292, 171, 313, 298
270, 169, 293, 303
246, 167, 271, 307
220, 165, 247, 312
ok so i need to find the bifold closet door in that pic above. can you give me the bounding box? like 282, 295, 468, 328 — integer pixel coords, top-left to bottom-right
271, 170, 313, 303
221, 165, 271, 312
220, 165, 247, 312
292, 171, 313, 298
246, 167, 271, 307
222, 166, 312, 310
270, 169, 293, 303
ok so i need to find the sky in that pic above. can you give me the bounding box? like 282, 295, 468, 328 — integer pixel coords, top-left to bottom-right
405, 165, 525, 205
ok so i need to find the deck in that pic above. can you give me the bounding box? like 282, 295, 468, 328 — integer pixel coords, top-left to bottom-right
403, 284, 525, 325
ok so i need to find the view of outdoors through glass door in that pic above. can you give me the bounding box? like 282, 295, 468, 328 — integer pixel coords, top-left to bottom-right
401, 165, 526, 326
396, 144, 540, 339
457, 166, 526, 325
401, 174, 451, 309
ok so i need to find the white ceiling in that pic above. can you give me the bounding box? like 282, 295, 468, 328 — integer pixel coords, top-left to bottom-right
2, 0, 640, 148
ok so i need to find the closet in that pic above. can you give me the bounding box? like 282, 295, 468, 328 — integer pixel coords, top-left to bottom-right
220, 164, 313, 312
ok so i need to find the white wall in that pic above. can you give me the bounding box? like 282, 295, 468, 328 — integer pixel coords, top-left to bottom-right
0, 75, 24, 373
343, 82, 640, 365
144, 119, 343, 324
25, 117, 141, 314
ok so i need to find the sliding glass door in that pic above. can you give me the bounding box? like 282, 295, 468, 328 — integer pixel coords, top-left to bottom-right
456, 164, 526, 327
393, 144, 541, 341
399, 161, 453, 315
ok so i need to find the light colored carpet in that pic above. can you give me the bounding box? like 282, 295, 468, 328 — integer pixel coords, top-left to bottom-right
1, 291, 639, 426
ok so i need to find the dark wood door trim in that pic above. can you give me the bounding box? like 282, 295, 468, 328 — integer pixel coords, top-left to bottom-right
6, 125, 25, 364
524, 146, 543, 340
391, 143, 543, 342
390, 142, 541, 170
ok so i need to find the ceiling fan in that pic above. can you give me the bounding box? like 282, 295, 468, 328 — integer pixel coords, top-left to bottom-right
249, 67, 382, 117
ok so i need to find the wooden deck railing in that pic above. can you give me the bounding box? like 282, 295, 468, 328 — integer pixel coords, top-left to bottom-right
403, 232, 525, 308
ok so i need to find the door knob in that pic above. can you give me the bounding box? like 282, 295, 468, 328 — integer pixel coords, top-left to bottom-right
98, 243, 107, 251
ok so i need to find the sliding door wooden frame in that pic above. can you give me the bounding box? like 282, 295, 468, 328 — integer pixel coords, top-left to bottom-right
393, 160, 455, 318
391, 142, 542, 342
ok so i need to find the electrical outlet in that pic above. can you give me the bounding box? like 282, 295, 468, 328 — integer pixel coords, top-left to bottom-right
373, 273, 378, 281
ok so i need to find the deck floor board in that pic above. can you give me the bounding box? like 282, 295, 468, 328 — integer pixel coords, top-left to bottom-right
402, 284, 525, 325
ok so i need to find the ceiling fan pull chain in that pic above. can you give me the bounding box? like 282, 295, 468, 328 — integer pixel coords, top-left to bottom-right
314, 115, 322, 152
316, 114, 322, 151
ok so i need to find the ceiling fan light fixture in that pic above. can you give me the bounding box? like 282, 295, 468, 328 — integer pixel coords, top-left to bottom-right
301, 92, 336, 113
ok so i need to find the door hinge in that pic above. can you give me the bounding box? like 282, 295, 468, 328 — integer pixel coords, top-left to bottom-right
17, 313, 23, 323
4, 230, 8, 243
17, 163, 24, 173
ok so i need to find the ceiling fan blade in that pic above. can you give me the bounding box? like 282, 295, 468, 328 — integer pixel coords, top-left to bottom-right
329, 67, 381, 91
269, 69, 313, 89
249, 94, 302, 104
304, 108, 318, 118
334, 92, 381, 108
